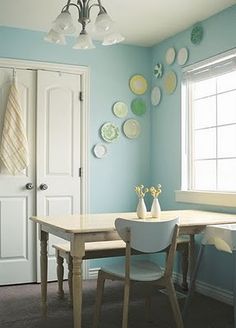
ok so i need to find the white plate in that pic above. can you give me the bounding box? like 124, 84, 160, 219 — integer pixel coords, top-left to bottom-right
165, 47, 176, 65
123, 119, 141, 139
113, 101, 128, 118
93, 143, 107, 158
151, 86, 161, 106
177, 47, 188, 66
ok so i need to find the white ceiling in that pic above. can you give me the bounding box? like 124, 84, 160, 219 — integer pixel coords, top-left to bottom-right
0, 0, 235, 47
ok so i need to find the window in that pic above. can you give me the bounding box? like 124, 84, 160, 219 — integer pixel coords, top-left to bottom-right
176, 49, 236, 206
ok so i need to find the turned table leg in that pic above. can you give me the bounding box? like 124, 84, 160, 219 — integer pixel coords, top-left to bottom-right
40, 230, 49, 316
71, 235, 85, 328
56, 250, 65, 299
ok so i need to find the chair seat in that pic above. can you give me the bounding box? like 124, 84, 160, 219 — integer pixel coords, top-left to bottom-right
101, 259, 163, 281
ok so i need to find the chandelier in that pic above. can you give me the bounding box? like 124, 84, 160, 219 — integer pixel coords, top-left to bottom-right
44, 0, 125, 49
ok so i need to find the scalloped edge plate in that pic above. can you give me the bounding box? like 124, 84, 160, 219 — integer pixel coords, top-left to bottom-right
100, 122, 119, 143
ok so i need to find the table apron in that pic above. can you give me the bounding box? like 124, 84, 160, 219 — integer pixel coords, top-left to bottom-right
180, 225, 206, 235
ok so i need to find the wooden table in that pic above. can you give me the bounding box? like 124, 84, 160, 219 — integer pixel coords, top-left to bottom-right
30, 210, 236, 328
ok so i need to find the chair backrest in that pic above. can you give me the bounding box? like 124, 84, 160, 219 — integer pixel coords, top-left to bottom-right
115, 217, 179, 253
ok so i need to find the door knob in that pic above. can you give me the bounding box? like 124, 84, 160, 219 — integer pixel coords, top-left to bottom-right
39, 183, 48, 191
25, 183, 34, 190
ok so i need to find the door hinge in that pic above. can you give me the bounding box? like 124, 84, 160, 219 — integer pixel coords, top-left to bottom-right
79, 91, 83, 101
79, 167, 82, 177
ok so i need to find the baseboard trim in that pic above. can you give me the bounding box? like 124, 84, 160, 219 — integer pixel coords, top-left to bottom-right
87, 268, 233, 305
173, 272, 233, 306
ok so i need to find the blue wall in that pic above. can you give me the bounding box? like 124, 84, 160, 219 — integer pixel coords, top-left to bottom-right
0, 26, 152, 213
150, 5, 236, 291
1, 4, 236, 292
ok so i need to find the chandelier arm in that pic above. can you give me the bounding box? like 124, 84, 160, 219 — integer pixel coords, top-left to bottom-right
87, 3, 99, 16
62, 2, 81, 14
65, 0, 72, 11
88, 3, 107, 17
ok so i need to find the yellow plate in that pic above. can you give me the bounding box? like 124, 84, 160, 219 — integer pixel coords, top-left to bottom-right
129, 74, 148, 95
164, 70, 177, 95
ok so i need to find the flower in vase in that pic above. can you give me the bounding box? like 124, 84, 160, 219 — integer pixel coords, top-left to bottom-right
149, 184, 162, 198
134, 185, 149, 199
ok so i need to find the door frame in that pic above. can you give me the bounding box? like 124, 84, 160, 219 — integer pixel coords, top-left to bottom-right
0, 57, 90, 278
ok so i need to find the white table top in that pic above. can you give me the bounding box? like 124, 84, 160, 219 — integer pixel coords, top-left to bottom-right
30, 210, 236, 234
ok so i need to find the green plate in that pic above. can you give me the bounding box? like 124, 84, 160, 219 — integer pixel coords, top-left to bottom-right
191, 24, 203, 45
131, 98, 146, 116
100, 122, 119, 143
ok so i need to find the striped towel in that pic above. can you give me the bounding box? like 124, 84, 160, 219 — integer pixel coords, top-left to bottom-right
0, 80, 29, 175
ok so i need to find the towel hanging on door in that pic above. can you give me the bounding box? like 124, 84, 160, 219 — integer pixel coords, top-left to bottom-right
0, 78, 29, 175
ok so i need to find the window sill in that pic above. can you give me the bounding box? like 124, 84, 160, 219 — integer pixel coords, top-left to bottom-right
175, 190, 236, 207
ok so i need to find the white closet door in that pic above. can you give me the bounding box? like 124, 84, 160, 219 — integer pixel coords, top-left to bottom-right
0, 68, 36, 285
36, 70, 82, 280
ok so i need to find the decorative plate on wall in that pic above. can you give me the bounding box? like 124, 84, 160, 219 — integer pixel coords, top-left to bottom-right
93, 143, 108, 158
100, 122, 119, 142
112, 101, 128, 118
123, 119, 141, 139
191, 24, 203, 45
129, 74, 148, 95
131, 98, 146, 116
165, 47, 176, 65
151, 86, 161, 106
154, 63, 163, 78
164, 70, 177, 95
177, 47, 189, 66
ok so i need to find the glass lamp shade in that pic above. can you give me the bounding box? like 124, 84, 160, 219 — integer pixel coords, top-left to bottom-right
102, 30, 125, 46
73, 31, 95, 50
52, 10, 75, 34
44, 29, 66, 45
95, 12, 114, 33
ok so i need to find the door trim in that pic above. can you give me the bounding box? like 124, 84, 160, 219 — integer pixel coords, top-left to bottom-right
0, 57, 90, 214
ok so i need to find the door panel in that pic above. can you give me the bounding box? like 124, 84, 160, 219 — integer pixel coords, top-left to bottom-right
0, 197, 27, 258
0, 68, 36, 285
36, 70, 81, 281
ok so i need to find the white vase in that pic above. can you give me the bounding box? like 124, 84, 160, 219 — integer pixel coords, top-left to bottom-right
136, 197, 147, 219
151, 197, 161, 219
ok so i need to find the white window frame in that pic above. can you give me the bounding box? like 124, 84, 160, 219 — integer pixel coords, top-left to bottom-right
175, 48, 236, 207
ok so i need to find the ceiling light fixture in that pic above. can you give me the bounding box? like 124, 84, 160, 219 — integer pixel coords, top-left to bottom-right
44, 0, 125, 49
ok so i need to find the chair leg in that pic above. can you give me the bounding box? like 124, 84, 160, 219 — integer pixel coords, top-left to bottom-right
166, 280, 184, 328
93, 270, 106, 328
68, 255, 73, 305
122, 279, 130, 328
56, 250, 64, 299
